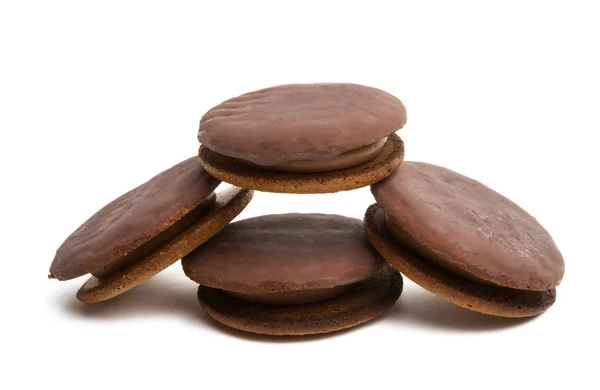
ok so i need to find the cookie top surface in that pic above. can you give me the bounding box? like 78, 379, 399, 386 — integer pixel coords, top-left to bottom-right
182, 213, 385, 293
50, 157, 220, 280
198, 83, 407, 165
371, 162, 564, 290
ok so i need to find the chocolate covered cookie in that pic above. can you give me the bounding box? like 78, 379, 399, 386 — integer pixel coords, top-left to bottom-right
198, 83, 407, 193
49, 157, 253, 303
365, 162, 564, 317
183, 214, 403, 335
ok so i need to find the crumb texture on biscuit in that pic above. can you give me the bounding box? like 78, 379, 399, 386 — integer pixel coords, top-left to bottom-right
197, 264, 403, 336
198, 134, 404, 194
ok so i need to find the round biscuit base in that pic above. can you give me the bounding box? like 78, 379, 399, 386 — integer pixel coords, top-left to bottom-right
197, 264, 403, 336
76, 187, 253, 303
198, 134, 404, 194
363, 204, 556, 318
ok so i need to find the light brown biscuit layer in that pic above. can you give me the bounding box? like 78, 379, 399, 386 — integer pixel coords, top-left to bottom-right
198, 134, 404, 194
197, 264, 403, 336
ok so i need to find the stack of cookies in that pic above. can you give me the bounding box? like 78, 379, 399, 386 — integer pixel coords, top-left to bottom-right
50, 83, 565, 336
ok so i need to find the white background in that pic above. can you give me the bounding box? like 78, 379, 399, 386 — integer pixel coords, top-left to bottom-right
1, 1, 598, 389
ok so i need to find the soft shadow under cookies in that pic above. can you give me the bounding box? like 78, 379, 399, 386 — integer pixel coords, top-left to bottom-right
51, 266, 375, 343
52, 267, 534, 336
53, 266, 200, 321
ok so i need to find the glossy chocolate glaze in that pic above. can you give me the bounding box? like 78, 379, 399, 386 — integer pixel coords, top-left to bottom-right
372, 162, 564, 290
199, 83, 406, 165
50, 157, 220, 280
183, 214, 386, 293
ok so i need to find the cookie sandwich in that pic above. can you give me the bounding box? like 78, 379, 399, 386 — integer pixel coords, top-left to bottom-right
198, 83, 406, 193
365, 162, 564, 317
182, 214, 403, 335
49, 157, 253, 303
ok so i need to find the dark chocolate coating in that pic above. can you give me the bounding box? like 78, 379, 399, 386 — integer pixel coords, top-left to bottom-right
182, 214, 386, 293
371, 162, 564, 290
50, 157, 220, 280
198, 83, 407, 165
